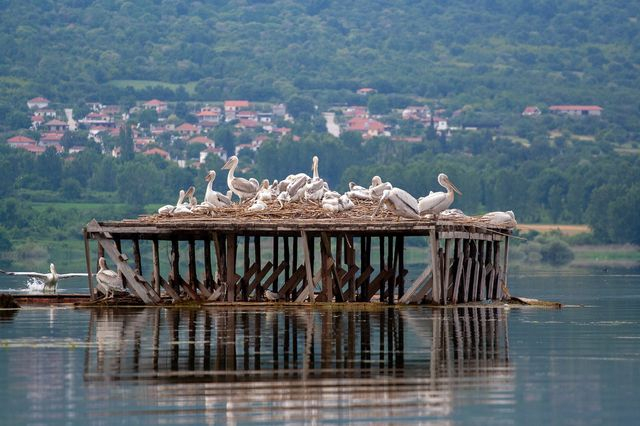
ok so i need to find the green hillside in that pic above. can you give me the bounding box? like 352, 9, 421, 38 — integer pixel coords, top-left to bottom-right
1, 0, 639, 131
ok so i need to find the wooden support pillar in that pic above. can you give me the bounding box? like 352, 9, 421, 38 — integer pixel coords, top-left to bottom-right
502, 237, 510, 300
479, 240, 487, 301
346, 235, 356, 302
452, 238, 464, 304
358, 236, 369, 302
486, 241, 495, 300
188, 239, 198, 292
242, 235, 250, 301
379, 236, 385, 302
292, 236, 299, 300
203, 237, 213, 291
387, 235, 394, 304
83, 229, 95, 300
429, 231, 441, 304
471, 240, 480, 302
320, 234, 332, 302
132, 237, 142, 275
495, 240, 503, 300
397, 236, 405, 299
151, 238, 161, 294
463, 239, 473, 303
272, 235, 279, 293
300, 231, 314, 303
284, 236, 291, 287
170, 239, 181, 295
443, 238, 451, 304
226, 234, 238, 301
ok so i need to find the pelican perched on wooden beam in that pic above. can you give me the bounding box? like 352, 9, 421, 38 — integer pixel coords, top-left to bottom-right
96, 257, 127, 298
373, 188, 420, 219
203, 170, 233, 208
0, 263, 88, 293
222, 155, 259, 202
418, 173, 462, 216
481, 210, 517, 228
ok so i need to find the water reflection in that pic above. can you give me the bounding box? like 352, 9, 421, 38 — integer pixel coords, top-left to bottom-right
83, 307, 513, 423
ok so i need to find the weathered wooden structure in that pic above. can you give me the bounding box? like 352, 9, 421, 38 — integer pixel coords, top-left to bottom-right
83, 212, 511, 305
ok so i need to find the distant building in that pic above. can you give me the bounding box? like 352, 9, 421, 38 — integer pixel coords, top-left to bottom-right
195, 110, 221, 125
522, 106, 542, 117
347, 117, 386, 138
175, 122, 199, 136
143, 147, 170, 160
188, 136, 215, 147
142, 99, 168, 113
272, 103, 286, 117
6, 135, 37, 148
40, 132, 64, 146
27, 97, 50, 109
402, 106, 430, 120
357, 88, 377, 95
343, 106, 369, 118
199, 146, 227, 163
549, 105, 602, 116
44, 119, 69, 133
224, 100, 250, 121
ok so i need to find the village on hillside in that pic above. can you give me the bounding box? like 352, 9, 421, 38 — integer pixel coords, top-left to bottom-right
4, 90, 603, 168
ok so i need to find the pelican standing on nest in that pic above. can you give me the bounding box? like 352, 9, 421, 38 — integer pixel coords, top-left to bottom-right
158, 189, 187, 215
369, 176, 393, 200
204, 170, 233, 207
173, 186, 195, 214
305, 156, 327, 201
372, 188, 420, 219
96, 257, 126, 298
222, 155, 259, 202
418, 173, 462, 217
0, 263, 88, 293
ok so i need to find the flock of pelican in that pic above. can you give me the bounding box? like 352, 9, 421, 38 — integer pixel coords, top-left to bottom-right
157, 154, 517, 228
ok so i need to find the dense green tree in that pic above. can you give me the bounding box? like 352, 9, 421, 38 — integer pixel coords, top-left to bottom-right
213, 125, 237, 158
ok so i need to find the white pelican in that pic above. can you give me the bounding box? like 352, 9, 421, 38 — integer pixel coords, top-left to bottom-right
481, 210, 517, 228
440, 208, 466, 218
204, 170, 233, 208
305, 156, 328, 201
255, 179, 274, 202
346, 181, 372, 201
95, 257, 126, 298
248, 199, 268, 212
173, 186, 195, 214
373, 188, 420, 219
418, 173, 462, 216
222, 155, 259, 202
0, 263, 88, 293
158, 189, 187, 215
276, 191, 291, 208
369, 176, 393, 200
264, 289, 280, 301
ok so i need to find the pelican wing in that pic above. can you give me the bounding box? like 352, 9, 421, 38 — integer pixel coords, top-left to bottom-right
57, 273, 90, 279
418, 191, 447, 214
392, 189, 420, 218
232, 177, 259, 194
0, 270, 48, 278
287, 175, 308, 196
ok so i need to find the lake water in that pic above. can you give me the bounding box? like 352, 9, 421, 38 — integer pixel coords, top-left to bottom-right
1, 273, 639, 424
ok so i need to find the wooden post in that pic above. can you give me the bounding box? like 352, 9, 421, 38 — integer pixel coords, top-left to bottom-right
430, 231, 441, 304
463, 239, 473, 303
188, 238, 200, 296
272, 235, 279, 293
387, 235, 393, 304
284, 236, 291, 288
254, 236, 261, 298
243, 235, 250, 301
83, 229, 95, 300
346, 235, 356, 302
397, 236, 405, 299
486, 241, 495, 300
292, 236, 299, 300
226, 234, 238, 301
472, 240, 480, 302
479, 240, 487, 301
152, 238, 161, 294
204, 237, 213, 290
301, 231, 314, 303
443, 238, 451, 304
170, 239, 180, 295
495, 240, 502, 300
502, 236, 510, 300
132, 238, 142, 275
452, 238, 463, 304
320, 234, 332, 302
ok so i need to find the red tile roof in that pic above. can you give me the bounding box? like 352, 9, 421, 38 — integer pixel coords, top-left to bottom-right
176, 123, 199, 131
7, 135, 36, 144
224, 100, 250, 108
188, 136, 214, 145
45, 119, 68, 126
22, 145, 46, 154
29, 97, 50, 103
549, 105, 602, 111
347, 117, 385, 132
144, 99, 167, 106
143, 147, 170, 159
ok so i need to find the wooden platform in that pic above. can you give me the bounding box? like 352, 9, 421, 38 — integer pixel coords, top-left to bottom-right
83, 203, 512, 306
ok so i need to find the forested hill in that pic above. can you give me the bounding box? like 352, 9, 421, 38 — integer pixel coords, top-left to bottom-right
1, 0, 639, 126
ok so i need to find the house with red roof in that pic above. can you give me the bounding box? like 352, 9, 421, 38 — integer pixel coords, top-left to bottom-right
142, 99, 168, 113
188, 136, 214, 147
522, 106, 542, 117
402, 106, 430, 120
235, 119, 261, 130
175, 122, 200, 136
343, 106, 369, 118
134, 137, 154, 152
143, 147, 170, 160
22, 144, 47, 154
31, 115, 45, 129
549, 105, 602, 117
40, 132, 64, 146
196, 110, 221, 124
7, 135, 37, 148
32, 108, 56, 118
27, 97, 50, 109
224, 100, 250, 121
79, 112, 115, 127
44, 119, 69, 133
347, 117, 386, 138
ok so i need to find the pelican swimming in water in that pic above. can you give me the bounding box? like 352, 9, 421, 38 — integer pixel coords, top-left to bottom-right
481, 210, 517, 228
203, 170, 233, 208
0, 263, 89, 293
373, 188, 420, 219
95, 257, 126, 298
222, 155, 259, 202
158, 189, 188, 215
418, 173, 462, 216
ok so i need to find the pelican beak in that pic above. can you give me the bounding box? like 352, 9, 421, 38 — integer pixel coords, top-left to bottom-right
186, 186, 195, 197
446, 177, 462, 195
222, 158, 233, 170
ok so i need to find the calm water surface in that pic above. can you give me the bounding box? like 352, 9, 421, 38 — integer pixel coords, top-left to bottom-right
0, 274, 639, 424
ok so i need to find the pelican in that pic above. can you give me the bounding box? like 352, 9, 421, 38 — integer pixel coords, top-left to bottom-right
339, 194, 355, 211
173, 186, 195, 214
418, 173, 462, 216
0, 263, 88, 293
158, 189, 187, 215
95, 257, 126, 298
481, 210, 517, 228
305, 156, 327, 201
373, 188, 420, 219
248, 199, 268, 211
347, 181, 372, 201
222, 155, 259, 202
255, 179, 274, 202
204, 170, 233, 208
440, 208, 466, 218
264, 289, 280, 302
369, 176, 393, 200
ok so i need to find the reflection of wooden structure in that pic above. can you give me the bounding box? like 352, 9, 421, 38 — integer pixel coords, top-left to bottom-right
83, 307, 510, 381
83, 215, 511, 305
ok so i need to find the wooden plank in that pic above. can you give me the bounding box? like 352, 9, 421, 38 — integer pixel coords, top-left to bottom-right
242, 235, 250, 301
247, 261, 273, 295
319, 233, 332, 302
379, 236, 386, 302
320, 232, 343, 302
495, 241, 503, 300
338, 265, 359, 301
451, 238, 463, 304
502, 237, 510, 300
203, 237, 213, 290
132, 238, 142, 274
151, 238, 161, 294
386, 235, 393, 304
413, 274, 433, 303
472, 240, 481, 302
283, 236, 291, 287
443, 238, 451, 304
226, 234, 238, 301
479, 241, 487, 301
159, 276, 181, 301
300, 231, 314, 303
96, 236, 161, 304
397, 236, 405, 299
355, 264, 374, 294
188, 239, 198, 294
429, 232, 441, 305
272, 236, 279, 292
261, 260, 288, 291
278, 265, 306, 299
83, 229, 95, 300
179, 276, 199, 300
292, 236, 299, 300
366, 269, 394, 301
399, 265, 432, 304
170, 239, 181, 297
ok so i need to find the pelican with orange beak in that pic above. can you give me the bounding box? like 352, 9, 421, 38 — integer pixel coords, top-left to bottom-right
418, 173, 462, 216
